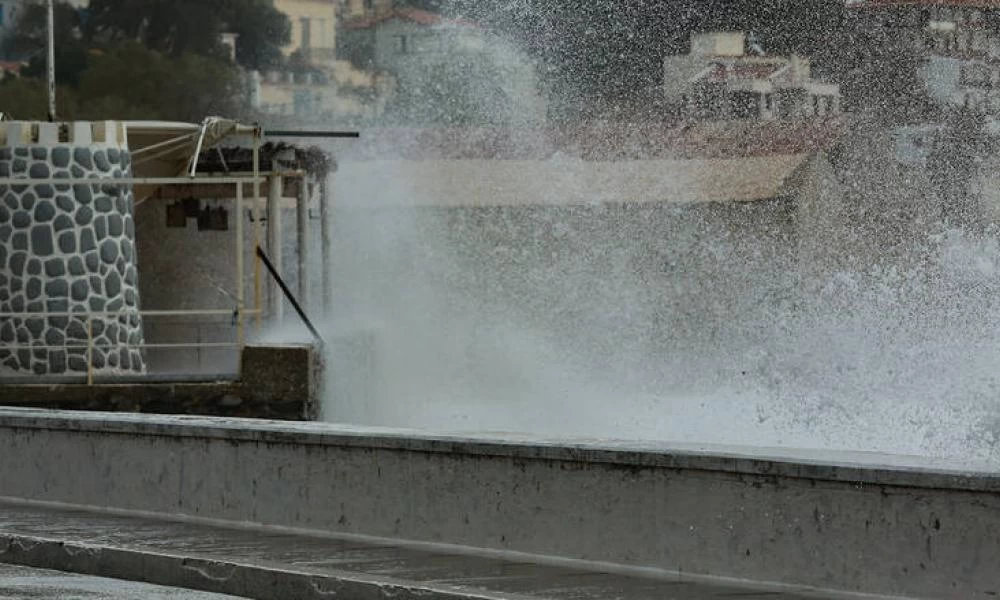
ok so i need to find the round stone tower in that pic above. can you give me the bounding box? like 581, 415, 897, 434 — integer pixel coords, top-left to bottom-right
0, 121, 144, 376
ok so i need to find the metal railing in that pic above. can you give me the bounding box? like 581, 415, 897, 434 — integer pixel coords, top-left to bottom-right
0, 308, 262, 384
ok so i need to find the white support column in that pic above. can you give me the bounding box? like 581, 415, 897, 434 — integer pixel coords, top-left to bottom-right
267, 174, 284, 322
319, 173, 333, 313
235, 182, 245, 348
296, 176, 310, 312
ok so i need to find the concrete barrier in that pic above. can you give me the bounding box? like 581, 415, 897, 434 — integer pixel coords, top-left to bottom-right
0, 408, 997, 598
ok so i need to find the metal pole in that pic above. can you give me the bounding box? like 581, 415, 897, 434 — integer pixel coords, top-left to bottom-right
256, 247, 324, 345
319, 173, 333, 313
235, 181, 245, 350
296, 176, 310, 311
46, 0, 56, 121
267, 174, 284, 323
252, 127, 263, 332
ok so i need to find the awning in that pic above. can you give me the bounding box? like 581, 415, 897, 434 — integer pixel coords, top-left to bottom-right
126, 118, 255, 200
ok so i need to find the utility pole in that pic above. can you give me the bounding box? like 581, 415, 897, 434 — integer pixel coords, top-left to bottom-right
46, 0, 56, 121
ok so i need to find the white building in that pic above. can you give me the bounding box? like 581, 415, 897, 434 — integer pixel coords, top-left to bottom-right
664, 32, 841, 121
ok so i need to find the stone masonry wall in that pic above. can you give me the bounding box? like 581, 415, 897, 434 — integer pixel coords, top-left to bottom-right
0, 122, 144, 376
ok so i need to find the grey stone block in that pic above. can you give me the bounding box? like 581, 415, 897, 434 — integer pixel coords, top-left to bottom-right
73, 148, 93, 170
30, 225, 53, 256
75, 205, 93, 226
12, 210, 30, 228
53, 214, 73, 232
35, 184, 54, 199
58, 232, 75, 254
44, 258, 65, 277
32, 200, 55, 222
51, 147, 70, 168
68, 256, 85, 276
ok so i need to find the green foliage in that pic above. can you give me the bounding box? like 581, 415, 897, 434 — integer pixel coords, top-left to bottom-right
75, 43, 250, 121
0, 77, 78, 120
0, 0, 279, 121
85, 0, 290, 70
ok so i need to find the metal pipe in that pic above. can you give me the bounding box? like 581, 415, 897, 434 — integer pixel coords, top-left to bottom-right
256, 246, 324, 344
0, 309, 263, 318
296, 176, 310, 311
264, 130, 360, 138
188, 120, 209, 177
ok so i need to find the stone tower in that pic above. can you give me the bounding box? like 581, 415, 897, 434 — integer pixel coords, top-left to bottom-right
0, 121, 144, 376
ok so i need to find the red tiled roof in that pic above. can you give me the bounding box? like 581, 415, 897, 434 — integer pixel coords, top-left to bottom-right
341, 117, 847, 162
342, 7, 477, 31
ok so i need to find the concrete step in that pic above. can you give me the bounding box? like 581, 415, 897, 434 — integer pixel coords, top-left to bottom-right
0, 501, 876, 600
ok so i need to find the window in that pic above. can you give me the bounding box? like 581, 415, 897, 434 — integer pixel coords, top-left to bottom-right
412, 33, 439, 53
300, 17, 311, 50
392, 35, 408, 54
0, 5, 6, 27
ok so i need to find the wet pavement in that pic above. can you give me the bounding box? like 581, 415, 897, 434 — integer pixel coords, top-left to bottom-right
0, 563, 243, 599
0, 502, 853, 599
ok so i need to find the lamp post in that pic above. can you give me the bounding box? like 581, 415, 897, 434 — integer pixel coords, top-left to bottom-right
47, 0, 56, 121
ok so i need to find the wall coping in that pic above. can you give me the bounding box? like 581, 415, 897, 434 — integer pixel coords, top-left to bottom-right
0, 407, 998, 492
0, 121, 127, 147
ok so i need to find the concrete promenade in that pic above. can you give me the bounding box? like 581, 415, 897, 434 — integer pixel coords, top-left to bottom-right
0, 501, 863, 599
0, 408, 997, 597
0, 563, 242, 599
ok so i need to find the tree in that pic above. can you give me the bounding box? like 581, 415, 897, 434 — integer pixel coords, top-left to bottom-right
0, 77, 79, 120
85, 0, 290, 70
75, 42, 250, 121
6, 1, 90, 87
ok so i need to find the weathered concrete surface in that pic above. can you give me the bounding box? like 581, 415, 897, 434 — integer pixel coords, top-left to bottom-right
240, 344, 321, 419
0, 408, 996, 598
0, 563, 243, 599
0, 343, 319, 420
0, 382, 308, 420
0, 501, 852, 600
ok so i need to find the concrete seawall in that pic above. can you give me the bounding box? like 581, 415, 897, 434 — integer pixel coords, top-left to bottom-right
0, 408, 996, 598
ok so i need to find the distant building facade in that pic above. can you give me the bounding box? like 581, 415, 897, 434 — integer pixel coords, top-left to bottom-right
274, 0, 338, 63
257, 0, 386, 122
337, 7, 546, 125
664, 32, 841, 120
847, 0, 1000, 112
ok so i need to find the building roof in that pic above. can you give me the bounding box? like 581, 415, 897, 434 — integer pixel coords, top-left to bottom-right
341, 7, 476, 31
846, 0, 1000, 8
340, 117, 846, 162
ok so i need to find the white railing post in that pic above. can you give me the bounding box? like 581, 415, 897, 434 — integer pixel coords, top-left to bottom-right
86, 316, 94, 386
